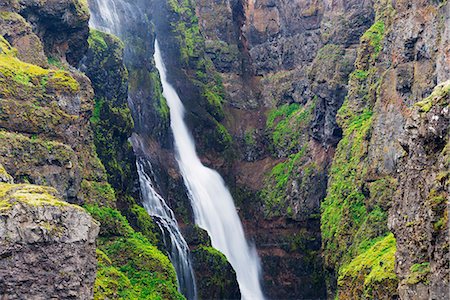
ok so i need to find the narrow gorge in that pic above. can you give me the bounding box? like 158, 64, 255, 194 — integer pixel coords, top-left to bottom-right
0, 0, 448, 299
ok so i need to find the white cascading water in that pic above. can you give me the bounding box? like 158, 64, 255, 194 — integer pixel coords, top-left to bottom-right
136, 158, 197, 300
88, 2, 198, 299
154, 40, 265, 300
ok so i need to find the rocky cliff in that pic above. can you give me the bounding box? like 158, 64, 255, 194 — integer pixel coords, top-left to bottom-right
0, 182, 99, 299
0, 0, 185, 299
143, 0, 449, 299
0, 0, 448, 299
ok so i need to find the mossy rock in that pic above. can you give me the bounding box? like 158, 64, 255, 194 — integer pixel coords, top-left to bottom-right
0, 12, 47, 67
337, 233, 398, 299
0, 163, 13, 184
0, 183, 72, 211
192, 246, 241, 299
86, 205, 184, 300
414, 80, 450, 113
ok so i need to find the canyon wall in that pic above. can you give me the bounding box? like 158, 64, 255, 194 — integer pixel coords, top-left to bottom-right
0, 0, 448, 299
148, 0, 449, 298
0, 1, 185, 298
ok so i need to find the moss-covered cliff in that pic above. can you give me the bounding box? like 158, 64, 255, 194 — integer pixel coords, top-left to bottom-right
142, 0, 449, 299
1, 0, 448, 298
0, 1, 185, 298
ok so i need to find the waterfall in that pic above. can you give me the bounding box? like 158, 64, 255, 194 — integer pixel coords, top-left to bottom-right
136, 157, 197, 300
87, 1, 198, 299
154, 40, 265, 300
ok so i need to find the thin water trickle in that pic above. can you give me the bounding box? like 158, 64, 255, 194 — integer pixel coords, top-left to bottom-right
88, 1, 198, 298
136, 158, 197, 300
154, 40, 265, 300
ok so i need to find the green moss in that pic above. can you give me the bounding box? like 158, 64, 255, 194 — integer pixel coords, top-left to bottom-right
168, 0, 202, 64
166, 0, 227, 123
94, 264, 135, 299
352, 70, 369, 80
86, 205, 183, 299
0, 37, 79, 94
203, 89, 223, 115
261, 146, 308, 217
261, 99, 317, 217
266, 101, 315, 155
89, 98, 135, 191
49, 71, 80, 92
130, 204, 160, 245
361, 20, 385, 60
85, 204, 134, 237
0, 11, 21, 22
0, 183, 78, 211
321, 107, 374, 265
244, 128, 256, 147
338, 233, 397, 297
215, 122, 232, 148
320, 9, 400, 297
149, 71, 170, 121
0, 163, 13, 183
103, 235, 184, 300
197, 246, 228, 265
48, 56, 65, 70
74, 0, 90, 19
406, 262, 430, 285
0, 130, 75, 170
0, 36, 16, 56
415, 81, 450, 113
85, 205, 184, 299
192, 245, 237, 296
94, 248, 137, 299
90, 98, 103, 124
88, 29, 108, 52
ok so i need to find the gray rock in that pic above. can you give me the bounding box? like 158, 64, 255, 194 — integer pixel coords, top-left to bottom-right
0, 183, 99, 299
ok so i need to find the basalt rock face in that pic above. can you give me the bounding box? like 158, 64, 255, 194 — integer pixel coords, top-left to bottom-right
15, 0, 90, 66
0, 1, 105, 297
322, 0, 449, 298
0, 183, 99, 299
0, 8, 110, 206
390, 81, 449, 300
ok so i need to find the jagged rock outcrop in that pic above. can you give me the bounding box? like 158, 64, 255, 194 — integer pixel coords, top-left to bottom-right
390, 81, 449, 300
191, 246, 241, 299
321, 0, 449, 298
0, 183, 99, 299
80, 29, 139, 204
15, 0, 90, 66
0, 6, 112, 206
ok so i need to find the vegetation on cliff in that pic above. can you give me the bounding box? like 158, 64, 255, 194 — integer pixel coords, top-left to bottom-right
86, 205, 184, 300
0, 4, 185, 298
320, 2, 402, 297
164, 0, 232, 152
83, 29, 187, 299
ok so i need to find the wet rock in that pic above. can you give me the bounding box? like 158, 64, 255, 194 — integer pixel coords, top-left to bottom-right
191, 246, 241, 300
